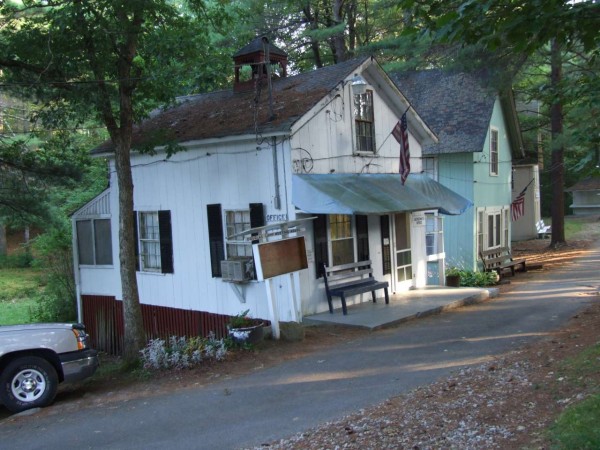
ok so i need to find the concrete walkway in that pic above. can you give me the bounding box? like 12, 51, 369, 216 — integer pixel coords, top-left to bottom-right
304, 286, 499, 330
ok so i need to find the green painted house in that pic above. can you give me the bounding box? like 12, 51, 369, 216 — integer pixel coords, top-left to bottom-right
389, 70, 525, 276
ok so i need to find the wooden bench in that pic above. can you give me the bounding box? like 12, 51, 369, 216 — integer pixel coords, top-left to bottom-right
322, 260, 389, 315
480, 246, 527, 279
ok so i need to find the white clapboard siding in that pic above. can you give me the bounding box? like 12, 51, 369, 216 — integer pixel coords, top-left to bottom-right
291, 83, 422, 176
94, 139, 298, 321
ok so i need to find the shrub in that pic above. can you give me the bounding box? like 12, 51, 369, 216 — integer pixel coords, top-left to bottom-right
31, 225, 77, 323
140, 333, 228, 371
0, 250, 34, 269
457, 269, 497, 287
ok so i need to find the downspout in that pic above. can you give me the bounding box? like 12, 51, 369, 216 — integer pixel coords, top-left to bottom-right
71, 218, 83, 323
272, 136, 281, 210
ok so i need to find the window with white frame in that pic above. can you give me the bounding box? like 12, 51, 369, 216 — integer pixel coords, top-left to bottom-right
76, 218, 113, 265
423, 157, 437, 180
136, 210, 173, 273
330, 214, 354, 266
354, 90, 376, 153
477, 210, 485, 255
490, 127, 499, 175
477, 207, 510, 254
488, 211, 501, 248
225, 209, 253, 258
139, 211, 161, 271
425, 213, 443, 257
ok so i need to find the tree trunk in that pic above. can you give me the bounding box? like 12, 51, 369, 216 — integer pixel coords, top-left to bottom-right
114, 137, 146, 361
24, 226, 31, 258
303, 5, 323, 68
0, 224, 6, 257
549, 38, 566, 247
332, 0, 347, 62
347, 0, 357, 52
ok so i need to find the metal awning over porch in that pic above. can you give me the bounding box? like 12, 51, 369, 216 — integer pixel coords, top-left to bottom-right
292, 173, 472, 215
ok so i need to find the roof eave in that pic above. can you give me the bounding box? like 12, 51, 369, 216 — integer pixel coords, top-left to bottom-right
499, 90, 525, 160
92, 130, 291, 159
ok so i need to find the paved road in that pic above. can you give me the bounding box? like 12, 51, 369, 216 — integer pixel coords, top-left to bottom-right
1, 241, 598, 450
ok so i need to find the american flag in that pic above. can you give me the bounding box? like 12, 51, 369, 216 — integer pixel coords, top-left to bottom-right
511, 185, 527, 221
393, 112, 410, 185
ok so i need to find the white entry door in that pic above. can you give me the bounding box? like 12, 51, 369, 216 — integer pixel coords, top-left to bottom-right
393, 213, 413, 291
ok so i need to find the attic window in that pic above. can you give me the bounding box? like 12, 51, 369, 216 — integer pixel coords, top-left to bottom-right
490, 127, 499, 176
354, 90, 376, 153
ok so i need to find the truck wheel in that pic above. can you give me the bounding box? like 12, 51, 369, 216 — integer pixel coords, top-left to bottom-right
0, 356, 59, 413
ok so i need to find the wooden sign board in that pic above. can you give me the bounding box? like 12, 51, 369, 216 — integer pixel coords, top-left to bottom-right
253, 236, 308, 281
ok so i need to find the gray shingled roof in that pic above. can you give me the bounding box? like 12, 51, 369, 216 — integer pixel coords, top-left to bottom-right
93, 57, 369, 154
388, 70, 497, 155
566, 177, 600, 192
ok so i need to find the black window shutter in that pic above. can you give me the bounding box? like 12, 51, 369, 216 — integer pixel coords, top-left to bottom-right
380, 215, 391, 275
313, 214, 328, 278
356, 215, 369, 262
249, 203, 265, 245
158, 210, 174, 274
249, 203, 265, 228
207, 204, 225, 277
133, 212, 140, 271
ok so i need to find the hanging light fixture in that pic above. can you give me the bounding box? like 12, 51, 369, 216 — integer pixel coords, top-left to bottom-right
351, 73, 367, 95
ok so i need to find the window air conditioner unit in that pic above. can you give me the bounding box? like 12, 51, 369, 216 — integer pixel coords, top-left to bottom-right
221, 259, 253, 282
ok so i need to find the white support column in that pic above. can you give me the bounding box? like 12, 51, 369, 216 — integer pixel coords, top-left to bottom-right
265, 278, 280, 339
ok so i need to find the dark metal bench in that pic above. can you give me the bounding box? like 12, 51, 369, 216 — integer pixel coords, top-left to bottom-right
321, 260, 389, 315
480, 246, 527, 279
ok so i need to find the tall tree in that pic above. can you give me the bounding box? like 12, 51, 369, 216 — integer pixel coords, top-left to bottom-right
237, 0, 375, 70
394, 0, 600, 246
0, 0, 228, 360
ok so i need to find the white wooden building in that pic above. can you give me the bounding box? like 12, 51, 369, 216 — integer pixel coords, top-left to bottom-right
72, 38, 471, 346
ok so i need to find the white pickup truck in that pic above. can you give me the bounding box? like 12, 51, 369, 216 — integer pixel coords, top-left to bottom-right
0, 323, 99, 413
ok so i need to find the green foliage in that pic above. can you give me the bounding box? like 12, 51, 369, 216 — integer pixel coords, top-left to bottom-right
0, 268, 43, 303
0, 0, 232, 129
549, 394, 600, 450
30, 223, 77, 323
457, 269, 497, 287
445, 266, 461, 277
0, 268, 45, 325
0, 297, 37, 326
228, 309, 258, 329
397, 0, 600, 56
0, 125, 104, 228
0, 249, 34, 269
446, 264, 496, 287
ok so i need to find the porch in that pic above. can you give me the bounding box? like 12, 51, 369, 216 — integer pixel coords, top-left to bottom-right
303, 286, 498, 330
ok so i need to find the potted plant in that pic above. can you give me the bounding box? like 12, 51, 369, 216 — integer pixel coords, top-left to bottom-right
227, 310, 264, 345
445, 266, 462, 287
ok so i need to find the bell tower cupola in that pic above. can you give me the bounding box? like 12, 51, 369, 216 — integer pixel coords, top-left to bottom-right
233, 36, 288, 93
